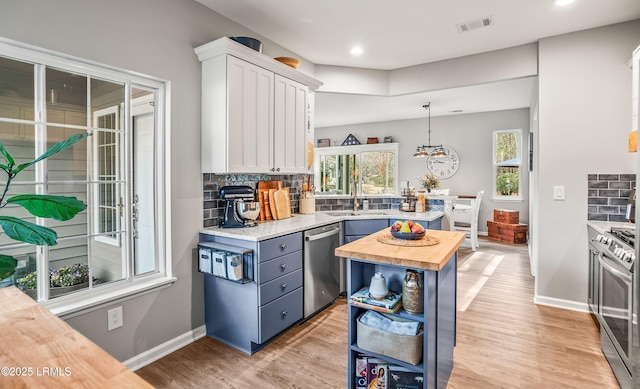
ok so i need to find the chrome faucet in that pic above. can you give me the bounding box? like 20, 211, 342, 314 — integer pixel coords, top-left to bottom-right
352, 177, 360, 213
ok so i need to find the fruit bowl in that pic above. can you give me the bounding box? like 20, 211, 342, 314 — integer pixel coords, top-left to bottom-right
390, 230, 426, 240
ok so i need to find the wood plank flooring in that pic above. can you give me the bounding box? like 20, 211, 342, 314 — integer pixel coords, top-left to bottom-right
136, 238, 619, 388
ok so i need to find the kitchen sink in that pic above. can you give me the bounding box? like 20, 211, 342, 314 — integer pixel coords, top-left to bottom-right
326, 211, 388, 217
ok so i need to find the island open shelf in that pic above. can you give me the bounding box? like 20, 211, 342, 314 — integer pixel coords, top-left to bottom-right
336, 228, 465, 389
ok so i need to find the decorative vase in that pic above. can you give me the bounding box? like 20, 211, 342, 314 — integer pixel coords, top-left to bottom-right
402, 270, 424, 313
369, 272, 389, 300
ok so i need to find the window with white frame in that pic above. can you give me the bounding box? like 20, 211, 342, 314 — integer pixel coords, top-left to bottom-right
0, 39, 172, 314
493, 129, 522, 199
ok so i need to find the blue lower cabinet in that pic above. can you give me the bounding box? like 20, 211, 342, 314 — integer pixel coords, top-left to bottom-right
259, 287, 303, 342
200, 231, 303, 354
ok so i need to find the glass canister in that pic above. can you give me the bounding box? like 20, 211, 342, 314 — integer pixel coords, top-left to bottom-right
402, 270, 424, 314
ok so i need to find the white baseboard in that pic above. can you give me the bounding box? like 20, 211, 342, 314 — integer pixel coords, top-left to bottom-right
534, 295, 589, 313
124, 325, 206, 371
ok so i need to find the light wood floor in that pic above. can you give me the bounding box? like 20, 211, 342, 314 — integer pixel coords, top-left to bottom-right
136, 238, 619, 388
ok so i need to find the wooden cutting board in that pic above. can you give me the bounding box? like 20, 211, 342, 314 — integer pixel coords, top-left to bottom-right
269, 189, 279, 220
262, 191, 272, 220
273, 182, 291, 219
258, 180, 281, 220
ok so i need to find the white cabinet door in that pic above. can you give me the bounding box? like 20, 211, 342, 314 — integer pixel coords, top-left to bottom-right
273, 75, 308, 173
227, 56, 274, 173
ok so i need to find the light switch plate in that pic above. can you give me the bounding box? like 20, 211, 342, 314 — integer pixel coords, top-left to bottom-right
553, 186, 565, 200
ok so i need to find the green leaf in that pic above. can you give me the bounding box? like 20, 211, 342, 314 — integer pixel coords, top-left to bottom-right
0, 142, 15, 169
14, 132, 90, 174
7, 194, 87, 221
0, 254, 17, 279
0, 216, 58, 246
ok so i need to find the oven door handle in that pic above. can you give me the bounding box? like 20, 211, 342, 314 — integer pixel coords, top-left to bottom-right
598, 255, 632, 284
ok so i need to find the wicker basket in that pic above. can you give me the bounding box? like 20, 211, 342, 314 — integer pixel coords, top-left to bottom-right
356, 313, 423, 365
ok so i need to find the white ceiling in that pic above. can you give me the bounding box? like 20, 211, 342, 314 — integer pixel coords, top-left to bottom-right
196, 0, 640, 127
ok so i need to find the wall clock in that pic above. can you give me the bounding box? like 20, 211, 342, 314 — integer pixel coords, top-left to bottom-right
426, 146, 460, 179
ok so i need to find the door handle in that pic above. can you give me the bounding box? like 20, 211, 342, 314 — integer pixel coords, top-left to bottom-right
305, 228, 340, 242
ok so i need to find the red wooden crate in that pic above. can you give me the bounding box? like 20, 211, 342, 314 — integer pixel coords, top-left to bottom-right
493, 209, 519, 224
487, 221, 528, 244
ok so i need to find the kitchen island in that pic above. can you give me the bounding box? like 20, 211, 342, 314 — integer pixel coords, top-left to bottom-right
198, 211, 444, 354
336, 228, 465, 389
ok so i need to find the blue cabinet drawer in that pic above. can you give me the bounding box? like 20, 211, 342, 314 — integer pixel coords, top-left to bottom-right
259, 287, 303, 343
414, 218, 442, 231
258, 251, 302, 284
343, 219, 389, 236
259, 268, 303, 306
258, 232, 303, 262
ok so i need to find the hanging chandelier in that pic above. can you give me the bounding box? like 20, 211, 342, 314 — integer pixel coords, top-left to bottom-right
413, 102, 447, 158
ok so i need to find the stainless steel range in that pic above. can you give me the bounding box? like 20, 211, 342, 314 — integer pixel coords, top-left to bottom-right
590, 226, 636, 388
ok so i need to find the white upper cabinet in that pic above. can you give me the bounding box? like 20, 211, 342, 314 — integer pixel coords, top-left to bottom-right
195, 37, 322, 174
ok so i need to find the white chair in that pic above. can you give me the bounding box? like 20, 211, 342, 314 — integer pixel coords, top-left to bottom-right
453, 190, 484, 251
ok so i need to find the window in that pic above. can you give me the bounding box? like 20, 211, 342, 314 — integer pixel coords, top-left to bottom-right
493, 129, 522, 199
0, 39, 172, 314
314, 143, 398, 196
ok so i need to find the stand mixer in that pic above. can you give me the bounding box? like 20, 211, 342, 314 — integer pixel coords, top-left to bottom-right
220, 186, 260, 228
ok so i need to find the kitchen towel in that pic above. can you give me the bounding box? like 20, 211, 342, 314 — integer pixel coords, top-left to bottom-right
359, 310, 421, 336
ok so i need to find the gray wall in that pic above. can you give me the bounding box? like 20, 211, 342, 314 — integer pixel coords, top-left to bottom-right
0, 0, 310, 362
536, 20, 640, 308
316, 108, 531, 233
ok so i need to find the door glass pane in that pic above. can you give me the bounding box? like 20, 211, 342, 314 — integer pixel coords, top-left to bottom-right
91, 78, 124, 122
0, 123, 36, 183
48, 183, 88, 238
132, 88, 156, 275
46, 67, 87, 124
90, 231, 126, 284
46, 126, 88, 181
0, 56, 34, 121
6, 247, 36, 295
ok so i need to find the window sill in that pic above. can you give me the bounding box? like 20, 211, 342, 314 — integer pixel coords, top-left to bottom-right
46, 276, 177, 319
491, 196, 524, 202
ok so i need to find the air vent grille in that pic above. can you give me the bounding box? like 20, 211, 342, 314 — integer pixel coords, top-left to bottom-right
456, 16, 493, 33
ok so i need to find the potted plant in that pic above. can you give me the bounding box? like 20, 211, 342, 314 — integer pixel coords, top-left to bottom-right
418, 173, 440, 192
18, 263, 90, 299
0, 133, 90, 286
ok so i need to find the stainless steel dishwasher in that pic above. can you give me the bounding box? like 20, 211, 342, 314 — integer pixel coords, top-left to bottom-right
303, 223, 342, 318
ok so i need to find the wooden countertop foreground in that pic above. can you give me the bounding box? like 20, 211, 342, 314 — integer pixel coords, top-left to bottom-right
335, 228, 466, 271
0, 286, 153, 389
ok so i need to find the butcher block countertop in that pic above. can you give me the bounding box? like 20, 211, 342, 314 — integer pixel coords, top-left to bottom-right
335, 228, 466, 271
0, 286, 152, 389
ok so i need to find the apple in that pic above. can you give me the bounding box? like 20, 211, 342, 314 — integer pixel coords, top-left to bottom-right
411, 224, 424, 233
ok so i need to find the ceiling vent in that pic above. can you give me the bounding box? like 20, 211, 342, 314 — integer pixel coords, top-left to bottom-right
456, 16, 493, 33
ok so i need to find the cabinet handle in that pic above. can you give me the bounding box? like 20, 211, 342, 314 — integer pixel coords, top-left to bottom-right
281, 264, 287, 271
281, 283, 287, 289
280, 243, 287, 250
281, 311, 288, 317
276, 168, 280, 172
271, 168, 275, 172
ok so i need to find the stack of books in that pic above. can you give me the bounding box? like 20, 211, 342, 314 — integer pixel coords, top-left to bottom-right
350, 286, 402, 313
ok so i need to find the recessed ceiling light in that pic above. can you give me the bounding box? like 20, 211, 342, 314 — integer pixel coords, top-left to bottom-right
553, 0, 575, 6
350, 46, 363, 56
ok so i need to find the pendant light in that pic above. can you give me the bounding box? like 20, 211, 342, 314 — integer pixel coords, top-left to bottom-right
413, 103, 446, 158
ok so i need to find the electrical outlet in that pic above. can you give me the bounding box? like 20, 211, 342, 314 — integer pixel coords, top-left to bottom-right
553, 185, 565, 200
107, 306, 123, 331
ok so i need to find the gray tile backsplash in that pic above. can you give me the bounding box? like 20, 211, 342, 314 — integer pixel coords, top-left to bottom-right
203, 175, 445, 227
587, 174, 636, 222
203, 173, 309, 227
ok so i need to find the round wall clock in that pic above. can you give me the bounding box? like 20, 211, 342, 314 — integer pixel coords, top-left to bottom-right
426, 146, 460, 179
